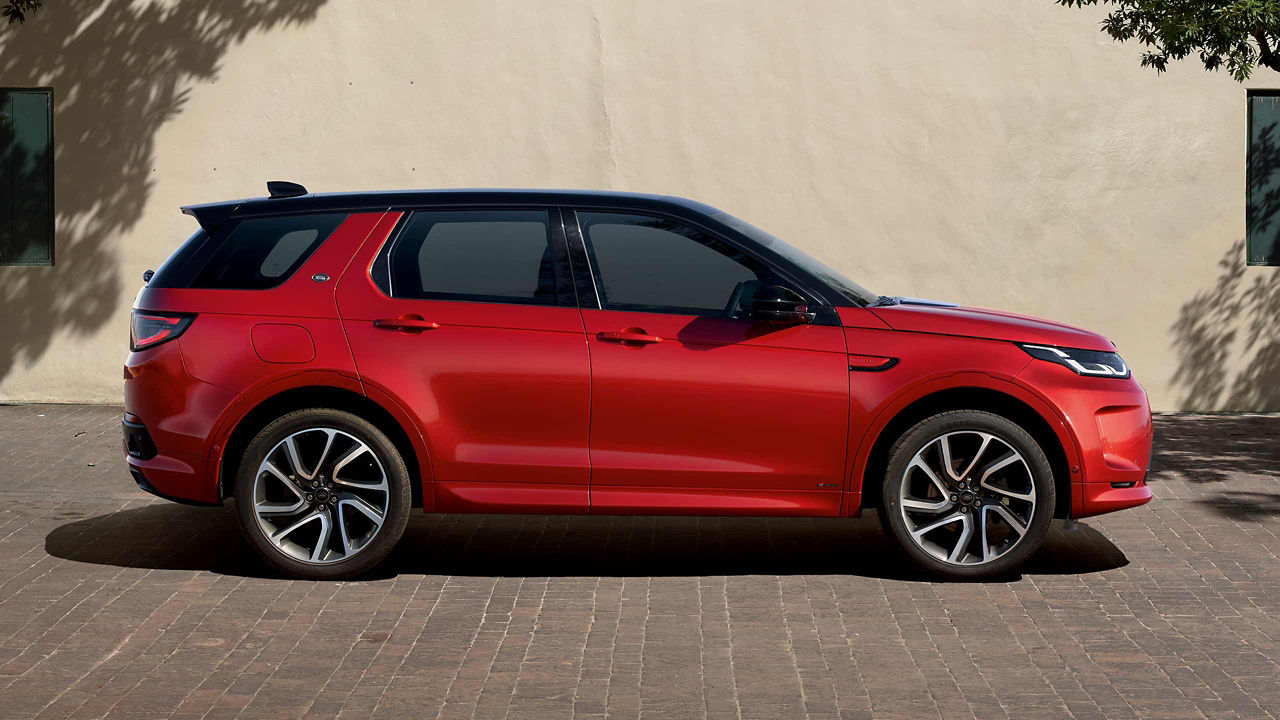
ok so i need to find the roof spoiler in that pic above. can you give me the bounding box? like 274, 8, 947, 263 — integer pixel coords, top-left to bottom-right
180, 181, 309, 232
180, 200, 238, 232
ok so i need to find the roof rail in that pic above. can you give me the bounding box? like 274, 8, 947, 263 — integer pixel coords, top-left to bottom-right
267, 180, 308, 199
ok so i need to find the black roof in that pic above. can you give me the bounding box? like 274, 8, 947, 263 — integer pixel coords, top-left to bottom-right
181, 187, 723, 231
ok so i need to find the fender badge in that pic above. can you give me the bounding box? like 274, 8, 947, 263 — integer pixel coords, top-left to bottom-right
311, 273, 330, 283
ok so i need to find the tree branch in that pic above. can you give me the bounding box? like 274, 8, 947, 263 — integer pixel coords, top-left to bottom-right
1254, 28, 1280, 73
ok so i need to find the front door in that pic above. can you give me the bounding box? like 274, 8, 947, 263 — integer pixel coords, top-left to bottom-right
337, 208, 591, 513
569, 210, 850, 516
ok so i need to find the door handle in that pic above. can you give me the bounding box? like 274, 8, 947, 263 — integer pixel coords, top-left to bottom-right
374, 315, 439, 332
597, 328, 663, 345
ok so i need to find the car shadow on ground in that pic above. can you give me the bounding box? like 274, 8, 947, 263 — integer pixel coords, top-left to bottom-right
44, 504, 1127, 582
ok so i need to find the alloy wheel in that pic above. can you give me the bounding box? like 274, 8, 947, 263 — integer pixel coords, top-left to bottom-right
898, 430, 1037, 566
252, 427, 390, 564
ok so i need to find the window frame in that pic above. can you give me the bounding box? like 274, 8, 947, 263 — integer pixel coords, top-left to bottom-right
564, 207, 838, 324
1247, 89, 1280, 267
0, 86, 55, 267
372, 205, 577, 308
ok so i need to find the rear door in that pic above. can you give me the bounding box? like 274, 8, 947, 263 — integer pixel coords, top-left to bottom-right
568, 209, 850, 516
337, 207, 591, 513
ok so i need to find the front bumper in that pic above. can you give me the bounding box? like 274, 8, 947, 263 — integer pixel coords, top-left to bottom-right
1016, 361, 1154, 519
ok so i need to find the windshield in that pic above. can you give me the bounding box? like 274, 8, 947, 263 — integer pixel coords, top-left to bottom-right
711, 211, 877, 306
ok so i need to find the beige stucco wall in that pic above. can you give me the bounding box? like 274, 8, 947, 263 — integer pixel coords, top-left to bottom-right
0, 0, 1275, 410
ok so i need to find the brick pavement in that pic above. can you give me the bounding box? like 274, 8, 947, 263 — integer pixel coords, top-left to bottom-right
0, 404, 1277, 719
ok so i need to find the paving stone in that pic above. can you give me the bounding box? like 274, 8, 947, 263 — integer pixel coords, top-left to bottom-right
0, 405, 1278, 718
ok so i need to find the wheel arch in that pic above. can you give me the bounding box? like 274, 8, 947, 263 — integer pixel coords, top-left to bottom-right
855, 383, 1078, 519
216, 385, 428, 509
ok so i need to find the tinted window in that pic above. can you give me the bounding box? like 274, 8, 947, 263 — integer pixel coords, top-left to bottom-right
1249, 92, 1280, 265
578, 212, 782, 316
0, 89, 53, 266
190, 213, 346, 289
387, 209, 560, 305
712, 211, 878, 305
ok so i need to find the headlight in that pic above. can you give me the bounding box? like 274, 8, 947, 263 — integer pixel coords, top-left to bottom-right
1017, 343, 1130, 378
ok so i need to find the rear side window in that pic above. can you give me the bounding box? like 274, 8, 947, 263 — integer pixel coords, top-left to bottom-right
189, 213, 347, 289
384, 209, 562, 305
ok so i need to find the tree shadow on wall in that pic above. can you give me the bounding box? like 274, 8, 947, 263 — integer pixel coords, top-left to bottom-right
1169, 246, 1280, 412
0, 0, 329, 385
1168, 122, 1280, 412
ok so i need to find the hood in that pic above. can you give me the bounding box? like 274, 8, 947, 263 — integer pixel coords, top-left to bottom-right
868, 300, 1115, 351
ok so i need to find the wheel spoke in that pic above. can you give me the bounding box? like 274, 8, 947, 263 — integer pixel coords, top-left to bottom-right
270, 510, 324, 542
954, 433, 994, 481
909, 456, 950, 498
312, 429, 337, 478
978, 452, 1022, 485
979, 507, 993, 562
340, 494, 386, 525
256, 499, 306, 516
937, 435, 960, 480
911, 512, 964, 539
982, 483, 1034, 503
310, 513, 333, 562
337, 509, 353, 556
991, 504, 1029, 536
902, 497, 953, 514
263, 461, 305, 496
948, 513, 973, 563
331, 443, 388, 490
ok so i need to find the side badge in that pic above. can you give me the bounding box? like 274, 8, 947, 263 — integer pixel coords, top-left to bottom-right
312, 273, 330, 283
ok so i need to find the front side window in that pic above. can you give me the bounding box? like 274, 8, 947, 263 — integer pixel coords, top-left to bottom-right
577, 211, 785, 316
190, 213, 347, 289
386, 209, 561, 305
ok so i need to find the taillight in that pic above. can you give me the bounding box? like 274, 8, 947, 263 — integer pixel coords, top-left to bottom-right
130, 310, 195, 351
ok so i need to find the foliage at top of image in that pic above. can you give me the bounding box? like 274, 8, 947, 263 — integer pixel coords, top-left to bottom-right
1059, 0, 1280, 81
4, 0, 44, 24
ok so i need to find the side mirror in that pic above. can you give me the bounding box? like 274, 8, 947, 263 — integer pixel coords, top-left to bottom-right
749, 285, 816, 325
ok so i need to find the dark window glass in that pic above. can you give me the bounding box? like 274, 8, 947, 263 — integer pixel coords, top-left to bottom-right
387, 209, 560, 305
0, 89, 54, 266
189, 213, 346, 289
1249, 92, 1280, 265
578, 211, 783, 316
147, 229, 210, 288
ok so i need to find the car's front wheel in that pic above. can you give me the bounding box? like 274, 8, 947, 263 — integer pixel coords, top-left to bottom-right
234, 408, 411, 579
880, 410, 1056, 580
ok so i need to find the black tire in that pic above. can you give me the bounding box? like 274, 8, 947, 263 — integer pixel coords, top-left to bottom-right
234, 408, 411, 580
880, 410, 1056, 580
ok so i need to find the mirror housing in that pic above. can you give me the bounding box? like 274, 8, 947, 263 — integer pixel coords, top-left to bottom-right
749, 285, 816, 325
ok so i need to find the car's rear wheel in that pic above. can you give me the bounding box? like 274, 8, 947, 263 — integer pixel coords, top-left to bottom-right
234, 408, 411, 580
880, 410, 1055, 580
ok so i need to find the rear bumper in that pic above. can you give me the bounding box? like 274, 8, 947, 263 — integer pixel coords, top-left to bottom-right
1016, 362, 1154, 519
123, 416, 220, 504
123, 340, 234, 505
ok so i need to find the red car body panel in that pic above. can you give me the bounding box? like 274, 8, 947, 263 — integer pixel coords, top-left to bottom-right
124, 192, 1152, 526
581, 307, 848, 516
335, 212, 594, 514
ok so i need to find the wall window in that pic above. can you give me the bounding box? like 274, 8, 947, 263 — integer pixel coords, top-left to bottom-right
386, 209, 562, 305
1248, 91, 1280, 266
0, 88, 53, 266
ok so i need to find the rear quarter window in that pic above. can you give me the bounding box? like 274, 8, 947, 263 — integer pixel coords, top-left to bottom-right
189, 213, 347, 290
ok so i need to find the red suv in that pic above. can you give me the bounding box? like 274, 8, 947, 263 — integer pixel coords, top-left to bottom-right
123, 183, 1152, 580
